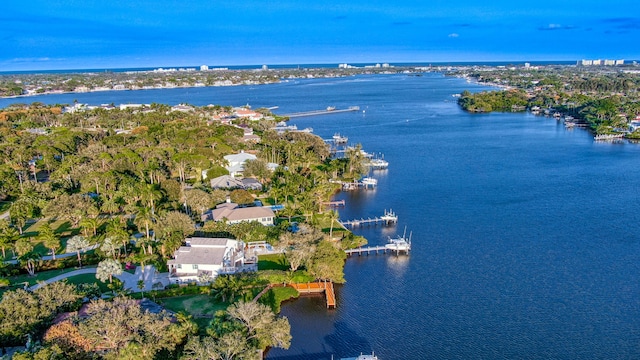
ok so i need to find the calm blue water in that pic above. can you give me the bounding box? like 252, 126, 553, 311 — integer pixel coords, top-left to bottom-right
5, 74, 640, 359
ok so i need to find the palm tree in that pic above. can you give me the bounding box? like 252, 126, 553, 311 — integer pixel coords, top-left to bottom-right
18, 251, 41, 276
79, 217, 99, 237
100, 236, 121, 259
106, 219, 130, 256
14, 237, 34, 259
14, 237, 41, 276
140, 183, 163, 216
137, 279, 145, 299
328, 210, 339, 239
133, 206, 155, 253
96, 258, 122, 283
101, 197, 120, 215
37, 223, 60, 260
67, 235, 90, 267
211, 275, 241, 303
0, 223, 20, 259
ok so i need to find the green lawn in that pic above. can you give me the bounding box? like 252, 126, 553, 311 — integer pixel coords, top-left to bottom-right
266, 286, 300, 313
160, 294, 227, 316
314, 213, 348, 237
64, 273, 110, 293
258, 253, 289, 271
2, 218, 81, 261
6, 266, 96, 287
159, 294, 228, 332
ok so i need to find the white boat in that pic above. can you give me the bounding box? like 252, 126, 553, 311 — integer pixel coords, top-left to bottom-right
366, 158, 389, 170
594, 133, 624, 141
361, 177, 378, 187
333, 133, 348, 144
272, 121, 313, 134
386, 228, 412, 252
340, 353, 379, 360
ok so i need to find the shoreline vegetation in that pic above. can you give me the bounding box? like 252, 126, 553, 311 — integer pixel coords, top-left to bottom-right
453, 64, 640, 137
0, 65, 417, 99
0, 93, 372, 358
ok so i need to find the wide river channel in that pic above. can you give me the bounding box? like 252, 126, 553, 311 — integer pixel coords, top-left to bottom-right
4, 73, 640, 359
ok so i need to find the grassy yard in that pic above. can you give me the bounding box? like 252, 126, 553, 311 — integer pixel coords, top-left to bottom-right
257, 253, 289, 271
319, 218, 348, 237
159, 294, 228, 331
264, 286, 300, 313
6, 266, 97, 287
65, 273, 110, 293
1, 218, 83, 261
160, 294, 227, 316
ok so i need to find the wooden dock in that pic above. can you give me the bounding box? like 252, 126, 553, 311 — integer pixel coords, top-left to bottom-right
282, 106, 360, 118
289, 281, 336, 308
323, 199, 345, 207
340, 210, 398, 228
344, 244, 410, 256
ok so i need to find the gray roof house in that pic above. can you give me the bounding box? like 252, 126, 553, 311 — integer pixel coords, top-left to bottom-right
201, 202, 275, 226
167, 237, 245, 283
241, 178, 263, 191
224, 151, 257, 178
209, 175, 263, 191
210, 175, 245, 189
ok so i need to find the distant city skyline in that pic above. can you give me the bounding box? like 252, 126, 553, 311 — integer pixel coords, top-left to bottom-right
2, 1, 639, 71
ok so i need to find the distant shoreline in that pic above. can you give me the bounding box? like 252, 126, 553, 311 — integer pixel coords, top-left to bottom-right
1, 81, 269, 100
1, 61, 590, 101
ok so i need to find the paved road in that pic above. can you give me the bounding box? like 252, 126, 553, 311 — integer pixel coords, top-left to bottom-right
29, 267, 97, 291
4, 244, 99, 265
28, 264, 171, 292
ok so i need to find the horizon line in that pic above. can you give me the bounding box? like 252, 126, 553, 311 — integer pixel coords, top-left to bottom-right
3, 59, 631, 74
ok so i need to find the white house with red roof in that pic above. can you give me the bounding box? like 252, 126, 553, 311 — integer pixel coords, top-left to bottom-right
233, 108, 263, 121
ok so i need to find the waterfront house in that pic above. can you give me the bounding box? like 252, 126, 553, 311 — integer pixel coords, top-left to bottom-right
224, 151, 257, 177
233, 108, 263, 121
167, 237, 245, 284
201, 201, 275, 226
171, 104, 195, 113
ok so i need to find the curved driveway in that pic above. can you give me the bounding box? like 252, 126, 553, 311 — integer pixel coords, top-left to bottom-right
29, 267, 97, 291
28, 265, 170, 292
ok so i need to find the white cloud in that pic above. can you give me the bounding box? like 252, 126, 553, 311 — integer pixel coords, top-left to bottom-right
448, 33, 459, 38
10, 57, 62, 63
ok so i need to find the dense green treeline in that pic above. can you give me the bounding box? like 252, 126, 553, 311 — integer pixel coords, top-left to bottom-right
457, 89, 528, 112
454, 66, 640, 135
0, 101, 369, 358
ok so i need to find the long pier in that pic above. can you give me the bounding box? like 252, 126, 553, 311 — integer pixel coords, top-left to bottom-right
282, 106, 360, 118
340, 210, 398, 228
345, 244, 410, 256
323, 199, 345, 207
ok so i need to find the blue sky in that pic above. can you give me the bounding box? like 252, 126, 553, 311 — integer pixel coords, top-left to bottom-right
2, 1, 639, 71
